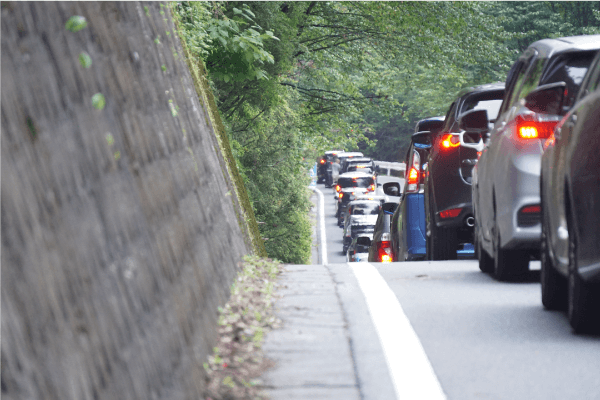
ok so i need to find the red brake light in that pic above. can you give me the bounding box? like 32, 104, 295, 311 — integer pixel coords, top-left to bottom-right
377, 241, 393, 263
520, 205, 541, 214
407, 167, 419, 185
367, 184, 376, 192
339, 192, 344, 198
515, 115, 558, 140
439, 207, 462, 219
320, 159, 325, 164
335, 184, 341, 192
440, 133, 460, 149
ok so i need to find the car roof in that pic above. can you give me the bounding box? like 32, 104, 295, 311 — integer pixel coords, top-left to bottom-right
375, 161, 405, 168
324, 150, 344, 154
338, 171, 374, 178
529, 35, 600, 59
347, 157, 373, 162
337, 151, 364, 157
455, 82, 505, 98
415, 116, 445, 133
377, 176, 404, 184
348, 199, 382, 206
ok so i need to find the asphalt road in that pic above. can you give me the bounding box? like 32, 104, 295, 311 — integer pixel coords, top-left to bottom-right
316, 183, 600, 400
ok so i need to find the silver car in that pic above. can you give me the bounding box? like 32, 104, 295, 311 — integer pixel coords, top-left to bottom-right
467, 35, 600, 281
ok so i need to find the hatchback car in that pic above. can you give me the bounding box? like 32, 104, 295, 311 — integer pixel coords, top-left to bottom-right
390, 117, 444, 261
342, 157, 375, 174
347, 235, 374, 262
539, 49, 600, 332
342, 199, 380, 253
468, 35, 600, 281
425, 83, 505, 260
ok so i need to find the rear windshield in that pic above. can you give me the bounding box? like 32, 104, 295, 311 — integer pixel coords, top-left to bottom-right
338, 176, 374, 188
461, 92, 504, 121
351, 203, 380, 215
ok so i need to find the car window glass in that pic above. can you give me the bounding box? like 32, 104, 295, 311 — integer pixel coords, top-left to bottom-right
461, 95, 504, 122
501, 61, 523, 115
505, 50, 538, 110
540, 51, 596, 108
389, 169, 404, 178
350, 203, 380, 215
580, 55, 600, 97
517, 57, 546, 102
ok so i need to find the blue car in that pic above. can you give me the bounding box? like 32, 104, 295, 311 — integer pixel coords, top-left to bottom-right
389, 118, 443, 261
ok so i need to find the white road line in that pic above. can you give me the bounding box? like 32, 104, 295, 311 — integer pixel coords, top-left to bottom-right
312, 184, 443, 398
350, 262, 447, 400
310, 186, 328, 265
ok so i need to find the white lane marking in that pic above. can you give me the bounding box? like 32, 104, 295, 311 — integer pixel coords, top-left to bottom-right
350, 262, 447, 400
311, 186, 328, 265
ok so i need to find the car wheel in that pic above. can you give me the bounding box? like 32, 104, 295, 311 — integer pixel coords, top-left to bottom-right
476, 225, 493, 273
567, 216, 599, 333
493, 218, 528, 281
541, 218, 567, 310
427, 195, 457, 261
430, 222, 457, 261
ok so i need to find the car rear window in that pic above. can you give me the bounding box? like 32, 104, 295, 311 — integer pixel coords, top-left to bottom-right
338, 176, 375, 188
461, 91, 504, 122
351, 202, 380, 215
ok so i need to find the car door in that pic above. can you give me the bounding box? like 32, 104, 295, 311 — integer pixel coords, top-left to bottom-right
548, 53, 600, 272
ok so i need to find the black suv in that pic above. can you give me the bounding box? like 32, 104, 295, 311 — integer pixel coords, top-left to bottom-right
424, 83, 505, 260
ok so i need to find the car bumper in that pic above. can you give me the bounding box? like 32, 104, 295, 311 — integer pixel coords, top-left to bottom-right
497, 152, 542, 251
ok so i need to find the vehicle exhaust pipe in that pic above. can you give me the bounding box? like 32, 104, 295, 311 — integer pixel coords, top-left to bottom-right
465, 216, 475, 227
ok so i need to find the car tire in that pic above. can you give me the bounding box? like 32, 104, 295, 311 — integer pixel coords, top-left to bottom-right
493, 218, 529, 281
567, 215, 599, 333
541, 218, 567, 310
476, 225, 493, 273
430, 223, 458, 261
427, 193, 457, 260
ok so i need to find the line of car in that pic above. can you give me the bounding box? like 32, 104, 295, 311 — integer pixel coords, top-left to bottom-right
318, 34, 600, 333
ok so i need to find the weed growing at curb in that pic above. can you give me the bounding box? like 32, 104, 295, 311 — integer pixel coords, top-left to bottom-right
204, 255, 283, 400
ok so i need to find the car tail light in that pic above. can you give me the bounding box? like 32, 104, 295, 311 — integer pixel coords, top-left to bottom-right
515, 114, 559, 140
406, 149, 421, 193
521, 204, 541, 214
335, 184, 341, 192
439, 207, 462, 219
440, 133, 460, 149
518, 204, 541, 227
320, 158, 325, 164
367, 184, 376, 192
377, 239, 393, 263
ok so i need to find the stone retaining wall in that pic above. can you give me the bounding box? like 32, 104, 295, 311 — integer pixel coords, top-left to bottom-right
1, 2, 250, 399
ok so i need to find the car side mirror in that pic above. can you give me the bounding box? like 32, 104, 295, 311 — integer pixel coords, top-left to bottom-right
459, 109, 489, 132
458, 109, 489, 152
357, 236, 371, 247
412, 131, 432, 148
524, 81, 566, 115
382, 182, 401, 196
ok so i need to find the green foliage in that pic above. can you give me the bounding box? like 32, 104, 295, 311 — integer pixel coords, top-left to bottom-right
91, 93, 105, 110
176, 2, 279, 83
78, 52, 92, 68
65, 15, 87, 32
